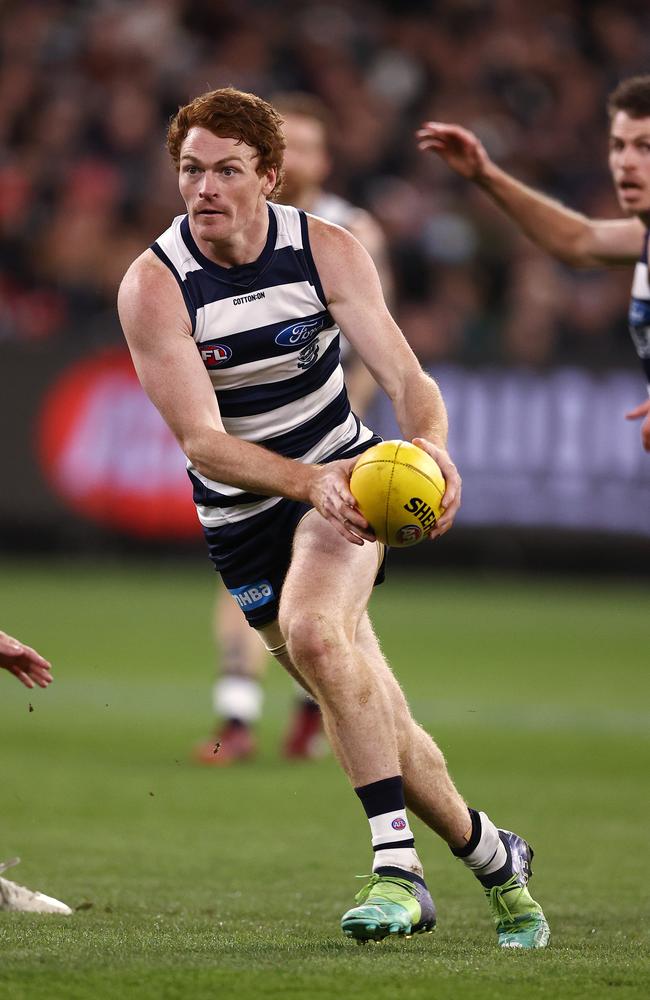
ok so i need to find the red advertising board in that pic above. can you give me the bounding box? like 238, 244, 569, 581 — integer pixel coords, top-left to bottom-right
37, 347, 200, 539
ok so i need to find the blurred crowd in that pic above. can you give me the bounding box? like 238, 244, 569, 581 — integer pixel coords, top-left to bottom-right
1, 0, 649, 370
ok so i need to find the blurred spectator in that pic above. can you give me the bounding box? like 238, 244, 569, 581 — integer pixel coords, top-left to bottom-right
1, 0, 649, 371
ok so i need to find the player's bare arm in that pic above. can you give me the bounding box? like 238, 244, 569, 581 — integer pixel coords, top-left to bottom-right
416, 122, 645, 267
309, 217, 461, 534
0, 631, 53, 689
118, 251, 372, 545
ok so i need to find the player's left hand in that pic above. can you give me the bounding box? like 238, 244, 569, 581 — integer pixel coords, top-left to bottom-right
308, 457, 377, 546
412, 437, 462, 538
625, 398, 650, 451
0, 631, 53, 689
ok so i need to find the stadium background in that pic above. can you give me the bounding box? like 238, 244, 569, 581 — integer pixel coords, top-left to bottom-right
1, 5, 649, 998
1, 0, 649, 565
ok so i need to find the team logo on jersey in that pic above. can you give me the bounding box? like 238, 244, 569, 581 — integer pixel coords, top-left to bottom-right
275, 317, 326, 348
297, 341, 320, 370
200, 344, 232, 368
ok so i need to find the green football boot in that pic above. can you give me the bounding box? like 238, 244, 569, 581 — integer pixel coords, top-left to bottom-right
485, 831, 550, 949
341, 871, 436, 943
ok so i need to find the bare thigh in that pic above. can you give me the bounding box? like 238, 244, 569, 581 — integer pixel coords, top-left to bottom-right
279, 508, 384, 642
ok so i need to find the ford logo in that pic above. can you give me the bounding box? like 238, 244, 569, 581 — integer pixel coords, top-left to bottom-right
275, 318, 325, 347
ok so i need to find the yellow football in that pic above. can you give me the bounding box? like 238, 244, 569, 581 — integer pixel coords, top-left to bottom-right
350, 440, 446, 547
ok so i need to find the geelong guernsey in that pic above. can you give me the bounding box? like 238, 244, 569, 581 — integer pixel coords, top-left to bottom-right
628, 228, 650, 393
151, 201, 373, 527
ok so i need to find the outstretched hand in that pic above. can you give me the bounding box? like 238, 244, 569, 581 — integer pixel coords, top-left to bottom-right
412, 437, 462, 539
626, 398, 650, 451
416, 121, 491, 181
0, 631, 53, 689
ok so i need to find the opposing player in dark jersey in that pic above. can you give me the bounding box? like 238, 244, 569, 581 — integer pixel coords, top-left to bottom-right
418, 74, 650, 451
0, 630, 72, 914
193, 93, 393, 766
118, 86, 549, 948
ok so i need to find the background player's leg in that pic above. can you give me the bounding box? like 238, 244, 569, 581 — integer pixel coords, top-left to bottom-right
193, 585, 267, 764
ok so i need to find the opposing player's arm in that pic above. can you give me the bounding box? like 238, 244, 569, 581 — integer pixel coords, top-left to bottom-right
0, 631, 52, 689
309, 218, 461, 532
417, 122, 645, 267
117, 251, 371, 543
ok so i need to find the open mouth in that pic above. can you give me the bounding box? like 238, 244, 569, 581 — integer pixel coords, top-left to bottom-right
197, 208, 224, 216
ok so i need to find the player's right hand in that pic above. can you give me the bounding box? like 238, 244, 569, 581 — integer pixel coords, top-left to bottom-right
416, 122, 490, 181
308, 459, 376, 546
0, 631, 53, 689
625, 398, 650, 451
412, 437, 462, 539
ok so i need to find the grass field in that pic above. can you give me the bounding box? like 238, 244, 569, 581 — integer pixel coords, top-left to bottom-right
0, 560, 648, 1000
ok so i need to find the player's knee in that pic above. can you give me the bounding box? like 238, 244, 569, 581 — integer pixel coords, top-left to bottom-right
282, 611, 349, 679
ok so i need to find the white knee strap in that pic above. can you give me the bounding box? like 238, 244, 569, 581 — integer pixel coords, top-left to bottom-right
255, 620, 287, 659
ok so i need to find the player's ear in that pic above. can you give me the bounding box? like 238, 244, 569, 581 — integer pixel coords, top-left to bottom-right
262, 167, 278, 197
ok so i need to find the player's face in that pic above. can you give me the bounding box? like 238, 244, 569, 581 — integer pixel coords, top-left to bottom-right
179, 128, 276, 244
279, 114, 330, 203
609, 112, 650, 217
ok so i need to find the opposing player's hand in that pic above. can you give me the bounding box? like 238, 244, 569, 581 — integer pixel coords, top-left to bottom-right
308, 458, 376, 546
625, 398, 650, 451
416, 122, 490, 181
0, 631, 53, 689
412, 437, 462, 539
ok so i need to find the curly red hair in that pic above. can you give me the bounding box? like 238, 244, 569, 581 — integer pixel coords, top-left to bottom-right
167, 87, 285, 197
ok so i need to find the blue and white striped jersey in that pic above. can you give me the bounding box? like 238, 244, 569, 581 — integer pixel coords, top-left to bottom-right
628, 228, 650, 391
151, 201, 374, 527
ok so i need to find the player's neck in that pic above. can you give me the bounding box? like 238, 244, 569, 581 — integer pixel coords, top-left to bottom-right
190, 207, 270, 268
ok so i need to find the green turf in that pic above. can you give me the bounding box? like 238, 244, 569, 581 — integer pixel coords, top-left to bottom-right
0, 561, 648, 999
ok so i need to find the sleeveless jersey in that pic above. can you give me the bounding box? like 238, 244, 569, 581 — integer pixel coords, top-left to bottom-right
151, 202, 373, 528
628, 228, 650, 391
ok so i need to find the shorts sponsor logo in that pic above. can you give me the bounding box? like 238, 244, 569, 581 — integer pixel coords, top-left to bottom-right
229, 580, 275, 610
396, 524, 423, 545
200, 344, 232, 368
391, 818, 407, 831
275, 317, 326, 347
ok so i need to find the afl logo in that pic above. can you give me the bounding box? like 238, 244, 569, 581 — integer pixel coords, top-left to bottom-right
200, 344, 232, 368
391, 818, 407, 831
275, 317, 325, 347
396, 524, 423, 546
